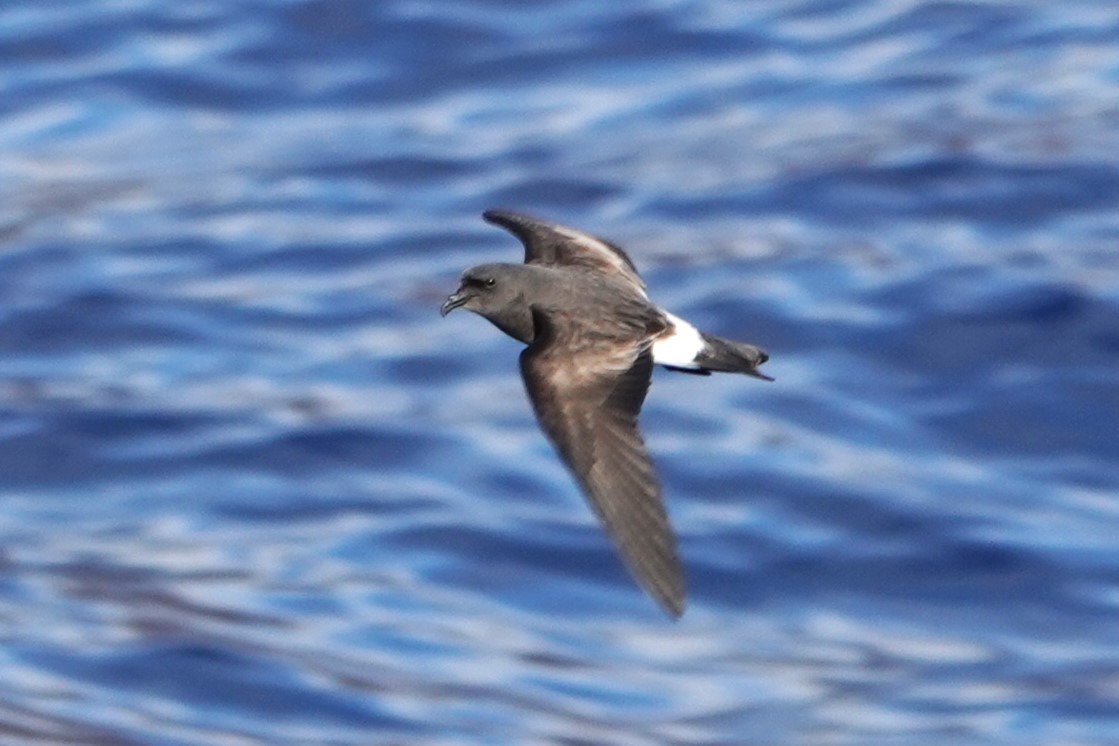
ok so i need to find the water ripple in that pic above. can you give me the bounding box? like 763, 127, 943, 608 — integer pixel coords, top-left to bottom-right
2, 0, 1118, 743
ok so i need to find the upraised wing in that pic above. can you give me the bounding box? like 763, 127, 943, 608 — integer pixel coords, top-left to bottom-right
483, 209, 647, 295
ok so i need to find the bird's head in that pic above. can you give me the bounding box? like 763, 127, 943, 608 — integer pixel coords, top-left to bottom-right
439, 263, 520, 317
440, 263, 536, 343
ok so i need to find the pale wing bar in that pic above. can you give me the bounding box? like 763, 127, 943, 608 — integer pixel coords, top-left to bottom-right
483, 209, 647, 294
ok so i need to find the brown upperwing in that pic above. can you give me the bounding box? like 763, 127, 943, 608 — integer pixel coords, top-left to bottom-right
517, 307, 685, 617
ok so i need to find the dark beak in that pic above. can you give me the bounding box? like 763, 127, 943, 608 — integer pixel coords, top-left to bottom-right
440, 288, 469, 317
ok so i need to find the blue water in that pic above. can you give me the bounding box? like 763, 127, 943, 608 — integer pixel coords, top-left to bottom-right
2, 1, 1119, 743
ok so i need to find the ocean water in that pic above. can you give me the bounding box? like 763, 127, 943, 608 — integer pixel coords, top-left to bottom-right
2, 1, 1119, 744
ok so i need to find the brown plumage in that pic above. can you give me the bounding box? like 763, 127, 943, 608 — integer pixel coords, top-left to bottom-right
519, 303, 684, 617
441, 210, 772, 617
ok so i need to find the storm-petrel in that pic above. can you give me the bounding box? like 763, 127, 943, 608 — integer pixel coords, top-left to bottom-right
441, 210, 772, 617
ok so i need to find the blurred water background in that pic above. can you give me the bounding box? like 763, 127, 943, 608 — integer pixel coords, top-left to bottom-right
2, 1, 1119, 744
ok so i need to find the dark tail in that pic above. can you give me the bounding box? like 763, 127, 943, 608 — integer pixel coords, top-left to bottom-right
695, 334, 774, 381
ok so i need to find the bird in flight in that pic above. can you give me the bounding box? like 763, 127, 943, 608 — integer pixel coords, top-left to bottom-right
441, 210, 772, 617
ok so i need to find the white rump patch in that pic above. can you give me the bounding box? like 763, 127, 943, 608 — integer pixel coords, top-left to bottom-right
653, 312, 705, 368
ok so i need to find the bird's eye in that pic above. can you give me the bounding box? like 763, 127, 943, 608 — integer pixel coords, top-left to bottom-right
485, 278, 496, 287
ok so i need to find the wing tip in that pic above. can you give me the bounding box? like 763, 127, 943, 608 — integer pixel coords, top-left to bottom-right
657, 591, 687, 619
634, 558, 687, 619
483, 208, 532, 229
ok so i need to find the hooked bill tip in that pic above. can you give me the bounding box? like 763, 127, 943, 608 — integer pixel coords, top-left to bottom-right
440, 292, 467, 317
